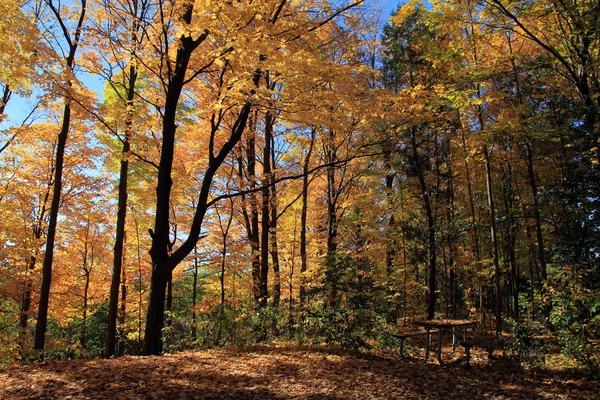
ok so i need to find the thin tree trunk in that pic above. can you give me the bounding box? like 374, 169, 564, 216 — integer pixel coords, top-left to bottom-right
299, 127, 315, 309
384, 149, 397, 323
19, 186, 50, 348
410, 129, 436, 320
483, 143, 502, 335
81, 240, 90, 351
118, 254, 127, 357
106, 62, 136, 358
270, 131, 281, 309
133, 211, 143, 348
242, 118, 262, 305
260, 111, 273, 308
325, 129, 339, 309
192, 244, 198, 341
525, 143, 550, 328
288, 215, 297, 332
502, 163, 519, 321
217, 199, 233, 307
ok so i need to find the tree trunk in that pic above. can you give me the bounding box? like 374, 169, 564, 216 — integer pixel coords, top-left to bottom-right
270, 131, 281, 309
299, 127, 315, 309
260, 111, 273, 308
410, 129, 436, 320
325, 129, 339, 309
0, 84, 10, 118
525, 143, 551, 328
118, 257, 127, 357
34, 0, 87, 352
502, 163, 519, 322
192, 244, 198, 341
384, 149, 397, 323
106, 62, 136, 358
144, 11, 207, 354
81, 271, 90, 350
483, 144, 502, 335
241, 119, 262, 305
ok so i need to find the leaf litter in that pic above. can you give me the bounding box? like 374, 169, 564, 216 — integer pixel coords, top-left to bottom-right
0, 344, 597, 399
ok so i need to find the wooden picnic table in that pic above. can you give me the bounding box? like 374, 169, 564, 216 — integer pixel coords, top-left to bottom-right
414, 319, 478, 365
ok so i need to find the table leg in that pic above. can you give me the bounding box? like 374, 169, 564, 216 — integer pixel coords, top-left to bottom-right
452, 327, 456, 352
400, 338, 405, 359
425, 328, 430, 363
437, 330, 443, 365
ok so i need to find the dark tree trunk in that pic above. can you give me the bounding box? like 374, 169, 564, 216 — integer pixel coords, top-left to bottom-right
384, 149, 397, 323
241, 118, 262, 305
325, 129, 339, 309
525, 143, 551, 328
143, 10, 208, 354
144, 94, 253, 355
260, 111, 273, 308
35, 105, 72, 351
19, 187, 49, 348
166, 272, 173, 312
410, 129, 436, 320
192, 244, 199, 341
133, 212, 144, 347
446, 138, 457, 318
299, 128, 315, 309
106, 62, 136, 359
34, 0, 87, 353
0, 84, 10, 118
270, 131, 281, 309
217, 199, 233, 307
502, 163, 519, 322
483, 144, 502, 335
19, 252, 37, 348
144, 270, 169, 355
81, 270, 90, 350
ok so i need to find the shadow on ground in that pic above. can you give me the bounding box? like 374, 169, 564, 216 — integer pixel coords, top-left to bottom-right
0, 344, 596, 399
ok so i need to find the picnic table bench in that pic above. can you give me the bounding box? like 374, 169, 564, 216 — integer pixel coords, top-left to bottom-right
460, 335, 503, 366
414, 319, 478, 365
394, 329, 438, 359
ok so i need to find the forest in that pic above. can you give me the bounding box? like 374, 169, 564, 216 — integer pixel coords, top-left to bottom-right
0, 0, 599, 380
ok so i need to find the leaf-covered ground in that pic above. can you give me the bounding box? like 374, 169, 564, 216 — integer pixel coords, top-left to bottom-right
0, 344, 597, 399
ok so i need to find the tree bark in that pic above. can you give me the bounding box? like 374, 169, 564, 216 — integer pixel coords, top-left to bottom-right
260, 110, 273, 308
106, 62, 136, 358
325, 129, 339, 309
270, 130, 281, 309
34, 0, 87, 352
483, 143, 502, 335
410, 129, 436, 320
299, 127, 315, 309
118, 256, 127, 357
0, 84, 10, 118
525, 142, 551, 328
192, 244, 199, 341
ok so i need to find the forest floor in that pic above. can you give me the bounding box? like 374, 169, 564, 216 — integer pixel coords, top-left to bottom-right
0, 343, 597, 399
